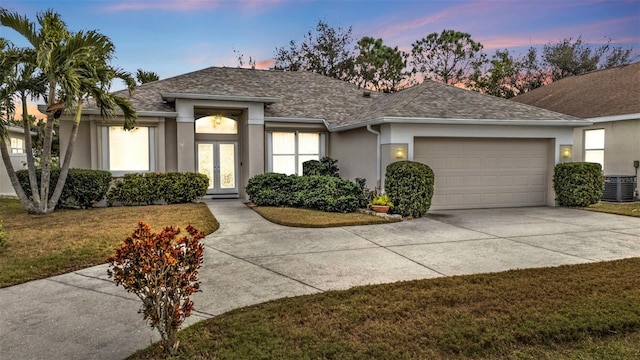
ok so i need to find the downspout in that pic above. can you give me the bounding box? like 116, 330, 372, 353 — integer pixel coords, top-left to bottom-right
366, 124, 381, 190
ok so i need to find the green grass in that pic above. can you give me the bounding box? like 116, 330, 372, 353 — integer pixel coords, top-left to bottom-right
583, 201, 640, 217
0, 198, 218, 288
130, 258, 640, 359
252, 206, 400, 227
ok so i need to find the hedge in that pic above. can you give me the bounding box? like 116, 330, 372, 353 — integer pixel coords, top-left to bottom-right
16, 169, 112, 209
302, 157, 340, 177
553, 162, 603, 207
246, 173, 361, 213
107, 172, 209, 206
385, 161, 435, 218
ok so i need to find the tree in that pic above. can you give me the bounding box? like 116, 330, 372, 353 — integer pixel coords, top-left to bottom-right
470, 48, 549, 98
469, 49, 519, 98
410, 29, 486, 85
233, 48, 256, 69
135, 68, 159, 84
0, 9, 136, 214
273, 20, 355, 81
353, 36, 409, 92
542, 36, 636, 81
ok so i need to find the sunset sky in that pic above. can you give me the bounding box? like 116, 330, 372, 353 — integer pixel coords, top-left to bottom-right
1, 0, 639, 83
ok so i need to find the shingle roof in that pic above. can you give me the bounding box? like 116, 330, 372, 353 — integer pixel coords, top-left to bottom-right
102, 66, 578, 129
109, 67, 381, 125
343, 80, 576, 126
511, 62, 640, 118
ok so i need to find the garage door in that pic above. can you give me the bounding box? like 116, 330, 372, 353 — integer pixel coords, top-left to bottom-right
414, 137, 549, 210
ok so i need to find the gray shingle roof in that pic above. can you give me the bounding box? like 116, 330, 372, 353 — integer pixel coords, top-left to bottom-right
109, 67, 381, 125
511, 62, 640, 118
343, 80, 576, 125
103, 66, 577, 129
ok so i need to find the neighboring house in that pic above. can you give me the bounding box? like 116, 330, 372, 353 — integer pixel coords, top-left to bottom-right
0, 126, 28, 196
512, 62, 640, 196
59, 67, 590, 210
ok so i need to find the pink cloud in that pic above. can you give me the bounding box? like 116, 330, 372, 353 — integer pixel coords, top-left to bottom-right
105, 0, 220, 12
479, 16, 640, 51
104, 0, 283, 12
255, 59, 275, 69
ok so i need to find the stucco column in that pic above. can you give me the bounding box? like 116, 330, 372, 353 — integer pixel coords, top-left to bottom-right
246, 123, 265, 179
176, 122, 195, 172
175, 100, 195, 172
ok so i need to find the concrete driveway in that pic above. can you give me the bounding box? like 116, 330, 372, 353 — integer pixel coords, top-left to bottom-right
1, 200, 639, 360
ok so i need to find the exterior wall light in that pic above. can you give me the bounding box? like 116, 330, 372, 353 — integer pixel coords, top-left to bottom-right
560, 145, 572, 161
394, 147, 406, 160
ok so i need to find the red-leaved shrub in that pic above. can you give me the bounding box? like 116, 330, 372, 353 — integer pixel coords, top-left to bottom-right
107, 222, 205, 354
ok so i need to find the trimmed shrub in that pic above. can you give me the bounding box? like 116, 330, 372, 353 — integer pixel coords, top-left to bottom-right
295, 175, 360, 212
246, 173, 296, 206
107, 172, 208, 206
16, 169, 112, 209
107, 222, 205, 355
302, 157, 340, 177
161, 172, 209, 204
553, 162, 603, 207
246, 173, 360, 212
355, 177, 373, 208
385, 161, 435, 218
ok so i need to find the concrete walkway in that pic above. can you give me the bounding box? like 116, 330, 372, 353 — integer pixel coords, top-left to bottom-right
1, 200, 640, 359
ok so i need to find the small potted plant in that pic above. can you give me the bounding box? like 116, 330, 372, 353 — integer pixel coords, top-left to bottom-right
369, 194, 394, 214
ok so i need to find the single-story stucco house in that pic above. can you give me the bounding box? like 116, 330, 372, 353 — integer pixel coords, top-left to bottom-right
512, 62, 640, 200
58, 67, 592, 210
0, 126, 28, 196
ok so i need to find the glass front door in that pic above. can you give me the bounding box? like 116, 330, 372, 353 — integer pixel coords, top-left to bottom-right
197, 141, 238, 195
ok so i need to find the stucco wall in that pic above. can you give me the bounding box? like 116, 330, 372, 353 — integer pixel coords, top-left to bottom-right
573, 119, 640, 176
0, 154, 26, 196
329, 127, 377, 189
379, 123, 575, 207
59, 120, 92, 169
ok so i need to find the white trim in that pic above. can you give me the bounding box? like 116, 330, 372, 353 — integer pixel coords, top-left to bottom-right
587, 113, 640, 123
101, 126, 156, 177
331, 116, 592, 132
161, 92, 278, 104
264, 116, 328, 125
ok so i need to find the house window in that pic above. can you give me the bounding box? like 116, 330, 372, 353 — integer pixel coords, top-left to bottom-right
10, 137, 24, 154
584, 129, 604, 168
102, 126, 155, 174
195, 115, 237, 134
268, 132, 324, 175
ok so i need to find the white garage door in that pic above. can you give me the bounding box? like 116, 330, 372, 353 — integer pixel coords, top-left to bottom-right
414, 137, 549, 210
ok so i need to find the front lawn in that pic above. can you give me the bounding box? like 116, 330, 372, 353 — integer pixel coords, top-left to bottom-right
0, 198, 218, 288
583, 201, 640, 217
130, 258, 640, 359
252, 206, 401, 227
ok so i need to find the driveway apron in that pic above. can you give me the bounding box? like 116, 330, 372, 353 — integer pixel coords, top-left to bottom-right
1, 200, 639, 360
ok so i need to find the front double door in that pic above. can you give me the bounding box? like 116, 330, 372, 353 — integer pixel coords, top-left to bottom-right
197, 141, 238, 195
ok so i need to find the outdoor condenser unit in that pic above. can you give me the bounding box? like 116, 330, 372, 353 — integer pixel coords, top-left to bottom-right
602, 175, 636, 202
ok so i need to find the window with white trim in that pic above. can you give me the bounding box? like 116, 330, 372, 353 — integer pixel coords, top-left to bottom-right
102, 126, 155, 174
268, 131, 324, 175
10, 137, 24, 154
584, 129, 604, 168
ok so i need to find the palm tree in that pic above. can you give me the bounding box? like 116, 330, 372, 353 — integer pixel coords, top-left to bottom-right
0, 39, 44, 213
0, 9, 137, 214
136, 68, 160, 84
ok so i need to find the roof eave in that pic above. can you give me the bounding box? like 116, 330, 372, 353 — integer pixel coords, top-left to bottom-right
78, 108, 179, 118
330, 116, 593, 132
587, 113, 640, 123
161, 92, 278, 104
264, 116, 330, 128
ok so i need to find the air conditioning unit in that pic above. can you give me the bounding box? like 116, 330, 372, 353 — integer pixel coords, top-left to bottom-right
602, 175, 636, 202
